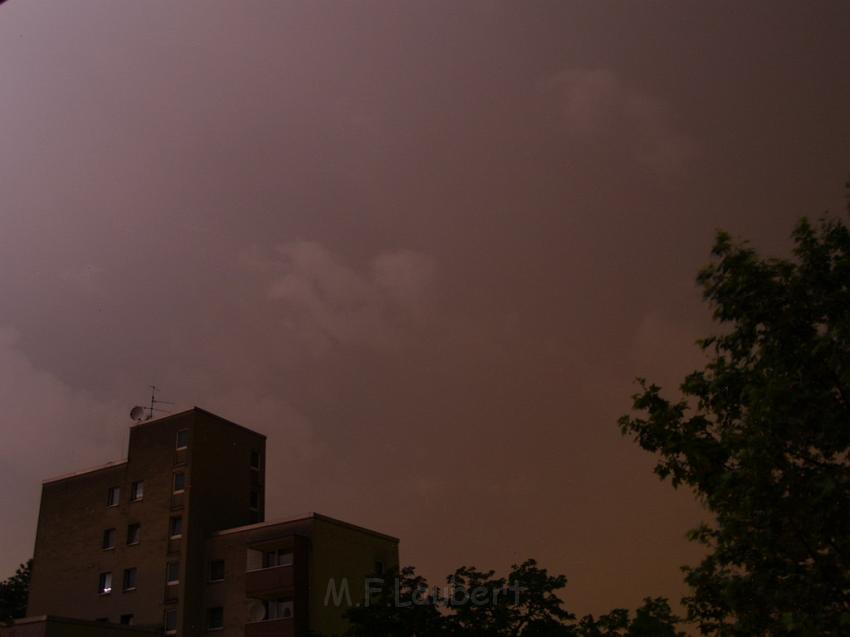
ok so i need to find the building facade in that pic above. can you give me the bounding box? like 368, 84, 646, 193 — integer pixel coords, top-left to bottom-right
23, 408, 398, 637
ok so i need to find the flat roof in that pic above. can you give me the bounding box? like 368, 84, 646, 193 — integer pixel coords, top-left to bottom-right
214, 512, 400, 543
130, 406, 266, 439
42, 459, 128, 485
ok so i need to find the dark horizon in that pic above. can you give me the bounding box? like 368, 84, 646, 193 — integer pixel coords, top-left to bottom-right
1, 0, 849, 619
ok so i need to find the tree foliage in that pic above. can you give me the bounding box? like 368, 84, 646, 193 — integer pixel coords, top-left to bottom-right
620, 214, 850, 634
0, 560, 31, 624
344, 560, 681, 637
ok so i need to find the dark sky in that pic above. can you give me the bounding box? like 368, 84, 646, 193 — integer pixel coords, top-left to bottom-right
1, 0, 849, 617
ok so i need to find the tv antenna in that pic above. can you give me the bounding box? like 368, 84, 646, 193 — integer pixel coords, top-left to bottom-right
129, 385, 174, 422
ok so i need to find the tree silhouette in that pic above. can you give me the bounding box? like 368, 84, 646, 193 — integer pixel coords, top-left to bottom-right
0, 560, 31, 624
620, 208, 850, 634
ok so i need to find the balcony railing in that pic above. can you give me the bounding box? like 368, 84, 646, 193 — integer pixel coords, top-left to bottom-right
245, 617, 295, 637
245, 564, 295, 597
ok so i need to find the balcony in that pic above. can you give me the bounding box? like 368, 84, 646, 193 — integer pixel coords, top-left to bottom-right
246, 565, 295, 597
245, 618, 295, 637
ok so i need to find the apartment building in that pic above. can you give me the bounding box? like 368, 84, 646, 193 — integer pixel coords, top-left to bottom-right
19, 408, 398, 637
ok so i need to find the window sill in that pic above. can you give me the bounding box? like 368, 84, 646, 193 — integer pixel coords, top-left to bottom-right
102, 547, 115, 551
167, 581, 179, 586
127, 541, 140, 547
173, 490, 185, 495
130, 498, 143, 503
207, 628, 224, 632
208, 578, 224, 584
123, 588, 137, 593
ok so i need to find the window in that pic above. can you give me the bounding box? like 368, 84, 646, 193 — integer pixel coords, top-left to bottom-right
173, 472, 186, 493
130, 481, 144, 501
166, 561, 180, 585
127, 523, 141, 545
207, 606, 224, 630
106, 486, 120, 507
102, 528, 116, 550
262, 550, 293, 569
98, 572, 112, 595
176, 429, 189, 450
169, 516, 183, 539
209, 559, 225, 582
264, 599, 293, 620
164, 608, 177, 634
120, 614, 134, 626
375, 560, 385, 576
123, 567, 137, 591
250, 450, 260, 470
249, 490, 259, 511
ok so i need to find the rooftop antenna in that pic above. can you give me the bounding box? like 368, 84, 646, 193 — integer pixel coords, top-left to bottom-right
129, 385, 174, 422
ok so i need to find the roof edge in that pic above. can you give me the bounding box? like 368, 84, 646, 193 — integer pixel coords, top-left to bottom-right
42, 459, 128, 485
213, 512, 399, 543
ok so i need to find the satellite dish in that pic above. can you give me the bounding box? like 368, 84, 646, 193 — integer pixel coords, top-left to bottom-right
248, 599, 266, 623
130, 406, 147, 422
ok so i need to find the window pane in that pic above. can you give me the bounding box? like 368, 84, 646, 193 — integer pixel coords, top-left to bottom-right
106, 487, 120, 507
166, 561, 179, 584
250, 450, 260, 469
120, 614, 134, 626
127, 524, 140, 545
210, 560, 225, 581
165, 609, 177, 632
173, 472, 185, 492
208, 607, 223, 629
169, 516, 182, 538
176, 429, 189, 449
123, 568, 137, 590
98, 572, 112, 594
102, 528, 115, 549
130, 481, 144, 501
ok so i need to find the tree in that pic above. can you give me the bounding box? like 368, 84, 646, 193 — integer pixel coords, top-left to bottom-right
0, 560, 31, 624
345, 566, 444, 637
619, 212, 850, 634
576, 598, 686, 637
344, 559, 681, 637
443, 560, 575, 637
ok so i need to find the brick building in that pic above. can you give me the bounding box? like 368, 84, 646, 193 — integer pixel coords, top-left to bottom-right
17, 408, 398, 637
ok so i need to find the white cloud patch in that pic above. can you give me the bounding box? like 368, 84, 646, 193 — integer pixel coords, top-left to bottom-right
245, 242, 436, 353
546, 68, 697, 174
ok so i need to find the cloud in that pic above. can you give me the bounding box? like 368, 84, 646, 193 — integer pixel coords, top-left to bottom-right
245, 242, 435, 353
546, 68, 697, 174
0, 326, 123, 572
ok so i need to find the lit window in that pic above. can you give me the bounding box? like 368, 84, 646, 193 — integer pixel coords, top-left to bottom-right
164, 608, 177, 634
264, 599, 293, 620
176, 429, 189, 450
102, 528, 116, 550
169, 516, 182, 539
209, 559, 225, 582
98, 572, 112, 595
120, 614, 134, 626
130, 481, 144, 501
249, 490, 259, 511
250, 450, 260, 470
123, 567, 137, 591
173, 472, 186, 493
166, 561, 180, 585
106, 487, 120, 507
127, 523, 141, 545
207, 606, 224, 630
